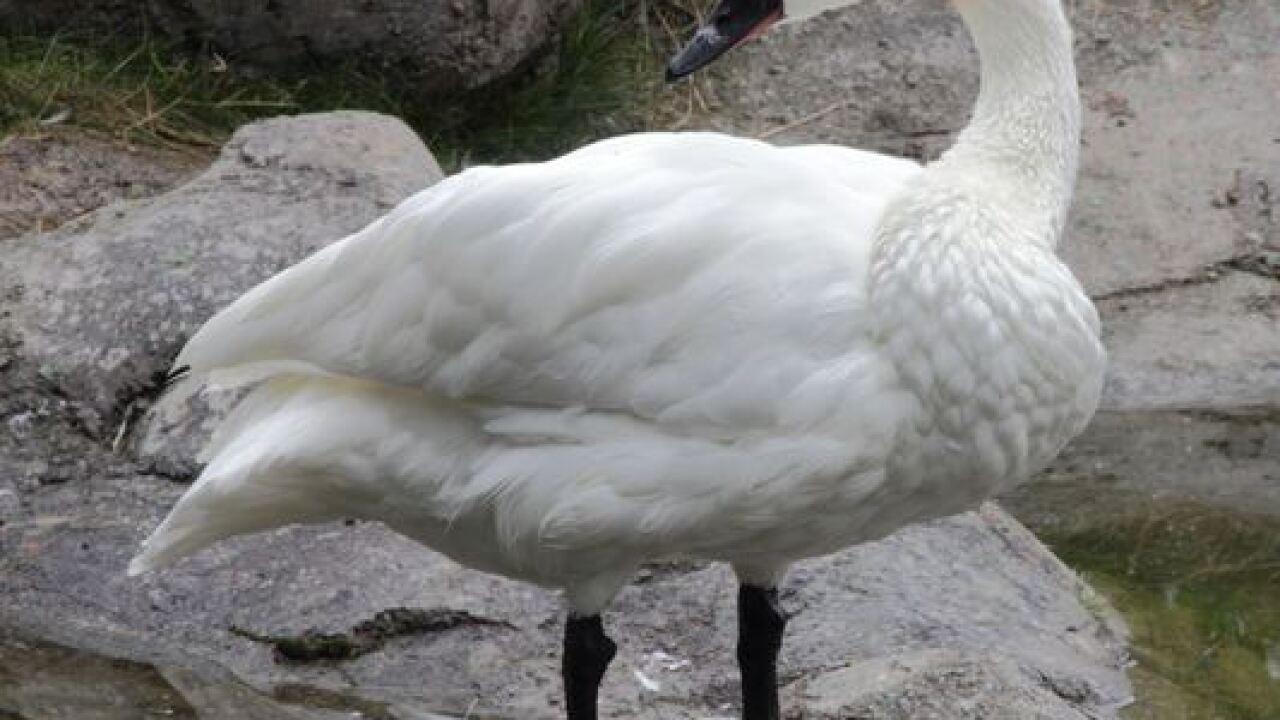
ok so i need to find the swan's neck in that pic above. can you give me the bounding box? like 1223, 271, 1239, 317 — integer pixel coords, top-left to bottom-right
933, 0, 1081, 241
867, 0, 1101, 499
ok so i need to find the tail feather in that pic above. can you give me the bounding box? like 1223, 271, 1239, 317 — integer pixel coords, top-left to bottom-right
128, 468, 340, 576
130, 377, 370, 575
129, 375, 476, 575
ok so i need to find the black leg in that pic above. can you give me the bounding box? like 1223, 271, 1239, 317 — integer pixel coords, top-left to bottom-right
738, 584, 787, 720
563, 614, 617, 720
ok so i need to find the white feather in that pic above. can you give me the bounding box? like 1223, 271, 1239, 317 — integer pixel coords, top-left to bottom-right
132, 0, 1105, 620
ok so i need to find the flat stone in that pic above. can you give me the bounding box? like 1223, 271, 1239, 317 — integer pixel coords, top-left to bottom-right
1098, 272, 1280, 411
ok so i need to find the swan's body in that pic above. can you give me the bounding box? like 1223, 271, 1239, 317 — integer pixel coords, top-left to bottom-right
132, 0, 1104, 717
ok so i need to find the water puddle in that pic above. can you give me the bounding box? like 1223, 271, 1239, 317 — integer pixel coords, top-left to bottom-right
0, 635, 408, 720
1005, 478, 1280, 719
0, 637, 196, 720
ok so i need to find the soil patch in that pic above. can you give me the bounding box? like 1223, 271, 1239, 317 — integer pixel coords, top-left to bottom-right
0, 128, 207, 241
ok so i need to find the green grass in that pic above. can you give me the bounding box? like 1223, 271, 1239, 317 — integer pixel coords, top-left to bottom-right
1037, 497, 1280, 719
0, 29, 283, 148
0, 0, 698, 168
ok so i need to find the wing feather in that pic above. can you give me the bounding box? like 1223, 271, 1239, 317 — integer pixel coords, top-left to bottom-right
176, 132, 919, 439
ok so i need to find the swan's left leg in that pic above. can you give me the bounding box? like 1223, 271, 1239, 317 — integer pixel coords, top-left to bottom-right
563, 614, 616, 720
734, 564, 789, 720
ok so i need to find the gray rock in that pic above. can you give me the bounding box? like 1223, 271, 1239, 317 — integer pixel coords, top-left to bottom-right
0, 110, 441, 479
1096, 272, 1280, 411
784, 649, 1098, 720
0, 0, 581, 97
1, 489, 1130, 718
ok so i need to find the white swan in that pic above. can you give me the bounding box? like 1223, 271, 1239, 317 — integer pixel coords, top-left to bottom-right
130, 0, 1104, 717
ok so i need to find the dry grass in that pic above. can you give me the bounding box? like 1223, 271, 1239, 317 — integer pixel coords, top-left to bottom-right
0, 31, 304, 149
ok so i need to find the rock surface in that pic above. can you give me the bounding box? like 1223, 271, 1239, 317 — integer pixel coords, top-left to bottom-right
1, 111, 440, 479
2, 494, 1129, 720
22, 0, 1278, 713
0, 0, 581, 96
1, 109, 1129, 718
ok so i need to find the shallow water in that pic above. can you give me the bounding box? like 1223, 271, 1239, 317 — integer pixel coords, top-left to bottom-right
1005, 475, 1280, 719
0, 637, 197, 719
0, 636, 415, 720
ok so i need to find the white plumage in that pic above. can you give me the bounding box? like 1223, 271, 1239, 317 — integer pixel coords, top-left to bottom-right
131, 0, 1104, 671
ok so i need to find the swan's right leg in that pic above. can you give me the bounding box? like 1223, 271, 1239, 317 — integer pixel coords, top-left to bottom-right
563, 614, 616, 720
561, 574, 628, 719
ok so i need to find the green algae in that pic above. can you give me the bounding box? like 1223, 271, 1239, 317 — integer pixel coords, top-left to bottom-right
1029, 492, 1280, 719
